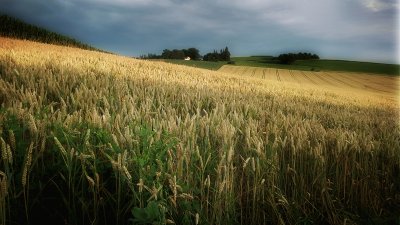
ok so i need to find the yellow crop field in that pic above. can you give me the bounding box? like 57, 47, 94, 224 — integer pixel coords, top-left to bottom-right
0, 37, 399, 225
219, 65, 399, 103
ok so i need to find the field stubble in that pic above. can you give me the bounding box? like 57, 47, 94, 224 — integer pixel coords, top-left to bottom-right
0, 37, 399, 224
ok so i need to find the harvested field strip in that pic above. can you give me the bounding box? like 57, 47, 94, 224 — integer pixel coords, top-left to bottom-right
303, 71, 336, 87
277, 69, 292, 83
316, 72, 343, 87
330, 72, 374, 89
300, 71, 318, 85
332, 72, 398, 94
288, 70, 301, 84
291, 70, 310, 84
320, 72, 361, 89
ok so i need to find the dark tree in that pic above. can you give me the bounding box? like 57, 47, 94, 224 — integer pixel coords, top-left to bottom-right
277, 53, 296, 64
276, 52, 319, 64
161, 49, 172, 59
185, 48, 201, 60
170, 49, 185, 59
203, 52, 219, 61
203, 47, 231, 61
221, 47, 231, 61
139, 53, 161, 59
159, 48, 200, 60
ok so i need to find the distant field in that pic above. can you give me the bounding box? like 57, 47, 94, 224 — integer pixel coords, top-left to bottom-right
219, 65, 399, 102
231, 56, 400, 75
154, 56, 400, 75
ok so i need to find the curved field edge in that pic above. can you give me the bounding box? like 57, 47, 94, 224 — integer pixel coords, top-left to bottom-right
0, 37, 399, 225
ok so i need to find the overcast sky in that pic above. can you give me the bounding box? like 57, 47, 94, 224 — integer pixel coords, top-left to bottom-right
1, 0, 399, 63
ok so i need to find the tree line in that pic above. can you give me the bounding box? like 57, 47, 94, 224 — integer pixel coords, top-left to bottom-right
140, 47, 231, 62
276, 52, 319, 64
140, 48, 200, 60
202, 47, 231, 61
0, 14, 104, 52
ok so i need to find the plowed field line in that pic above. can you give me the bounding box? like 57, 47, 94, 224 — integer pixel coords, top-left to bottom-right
311, 72, 337, 87
288, 70, 300, 84
280, 70, 295, 83
218, 65, 398, 97
325, 72, 371, 89
300, 71, 317, 85
362, 84, 393, 93
321, 72, 357, 88
356, 76, 398, 92
290, 70, 312, 85
326, 72, 396, 94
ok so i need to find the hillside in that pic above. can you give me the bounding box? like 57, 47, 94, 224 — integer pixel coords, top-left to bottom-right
0, 14, 103, 52
0, 37, 399, 225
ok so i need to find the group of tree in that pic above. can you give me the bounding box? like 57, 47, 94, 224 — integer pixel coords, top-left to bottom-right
202, 47, 231, 61
0, 14, 103, 52
140, 47, 231, 62
276, 52, 319, 64
163, 48, 201, 60
140, 48, 201, 60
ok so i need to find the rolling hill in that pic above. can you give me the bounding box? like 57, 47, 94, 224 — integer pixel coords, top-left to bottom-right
231, 56, 400, 75
0, 37, 399, 225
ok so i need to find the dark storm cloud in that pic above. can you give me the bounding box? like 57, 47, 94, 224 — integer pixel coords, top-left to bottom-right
1, 0, 398, 63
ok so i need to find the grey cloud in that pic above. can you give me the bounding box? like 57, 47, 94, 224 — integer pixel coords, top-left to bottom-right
0, 0, 398, 63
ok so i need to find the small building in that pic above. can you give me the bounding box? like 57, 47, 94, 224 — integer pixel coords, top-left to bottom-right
184, 56, 191, 61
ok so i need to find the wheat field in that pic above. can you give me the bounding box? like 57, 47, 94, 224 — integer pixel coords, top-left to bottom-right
218, 65, 399, 102
0, 37, 399, 225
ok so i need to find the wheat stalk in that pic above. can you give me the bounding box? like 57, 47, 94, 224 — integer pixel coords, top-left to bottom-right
0, 171, 7, 198
0, 138, 7, 163
22, 142, 34, 187
54, 136, 67, 157
8, 130, 16, 152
